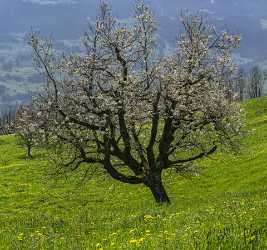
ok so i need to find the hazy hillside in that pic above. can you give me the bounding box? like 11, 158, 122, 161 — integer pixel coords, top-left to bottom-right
1, 0, 267, 58
1, 0, 267, 108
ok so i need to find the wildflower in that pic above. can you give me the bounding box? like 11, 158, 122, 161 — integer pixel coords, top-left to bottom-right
138, 237, 145, 244
96, 243, 103, 250
129, 237, 146, 246
129, 239, 137, 244
129, 239, 138, 244
144, 214, 156, 222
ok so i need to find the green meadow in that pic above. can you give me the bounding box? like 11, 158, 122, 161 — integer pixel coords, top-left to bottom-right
0, 97, 267, 249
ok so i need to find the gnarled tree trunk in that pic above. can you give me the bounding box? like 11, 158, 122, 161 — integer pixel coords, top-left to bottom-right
145, 171, 170, 204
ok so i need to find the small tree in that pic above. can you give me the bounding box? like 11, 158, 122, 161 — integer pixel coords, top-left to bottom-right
0, 105, 18, 135
235, 67, 246, 101
248, 66, 264, 99
28, 2, 243, 204
14, 105, 38, 158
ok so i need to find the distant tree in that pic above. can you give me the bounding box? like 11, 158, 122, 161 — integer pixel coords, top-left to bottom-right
14, 105, 38, 158
28, 2, 243, 204
235, 68, 246, 101
0, 105, 17, 135
248, 66, 264, 99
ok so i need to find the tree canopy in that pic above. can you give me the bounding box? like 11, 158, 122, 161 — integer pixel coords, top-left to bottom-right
22, 2, 243, 204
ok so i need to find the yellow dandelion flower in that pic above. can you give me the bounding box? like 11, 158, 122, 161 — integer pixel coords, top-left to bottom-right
129, 239, 138, 244
144, 214, 156, 222
96, 243, 103, 250
138, 237, 145, 244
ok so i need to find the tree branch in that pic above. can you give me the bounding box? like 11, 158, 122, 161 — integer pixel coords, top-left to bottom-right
167, 144, 217, 167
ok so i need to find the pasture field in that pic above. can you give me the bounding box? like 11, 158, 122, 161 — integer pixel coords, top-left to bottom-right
0, 97, 267, 249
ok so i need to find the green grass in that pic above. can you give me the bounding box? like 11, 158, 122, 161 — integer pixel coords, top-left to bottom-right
1, 97, 267, 249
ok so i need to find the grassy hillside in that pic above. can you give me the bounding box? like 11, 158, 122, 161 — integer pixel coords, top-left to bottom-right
1, 97, 267, 249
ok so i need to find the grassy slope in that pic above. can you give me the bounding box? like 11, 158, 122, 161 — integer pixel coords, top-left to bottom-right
1, 97, 267, 249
